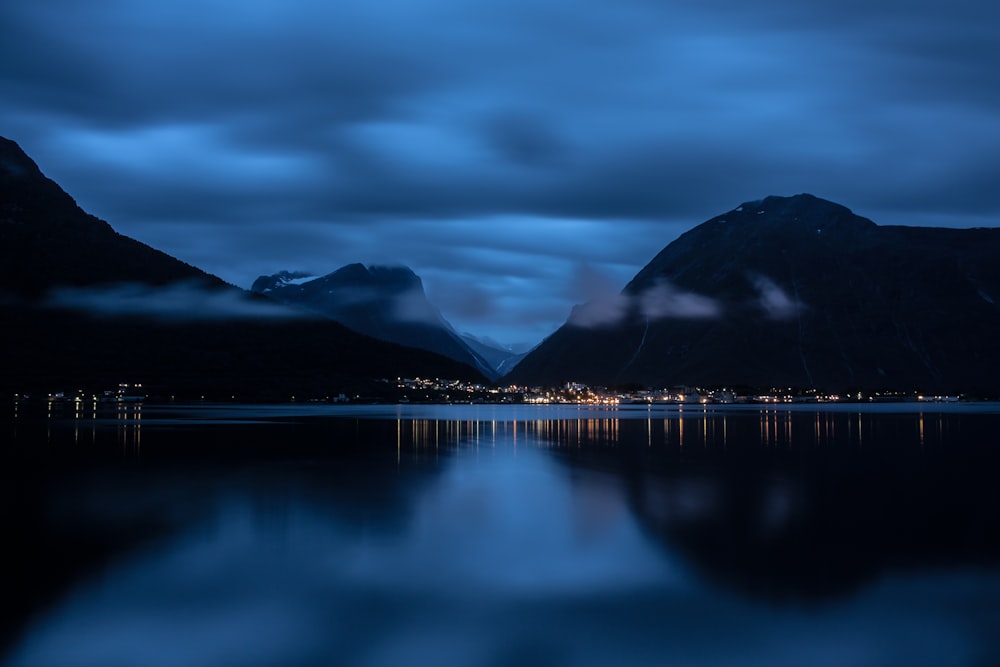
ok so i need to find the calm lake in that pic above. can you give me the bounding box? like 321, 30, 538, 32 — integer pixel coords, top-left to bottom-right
3, 401, 1000, 666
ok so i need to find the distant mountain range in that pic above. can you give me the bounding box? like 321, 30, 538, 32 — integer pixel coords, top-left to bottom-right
508, 194, 1000, 392
458, 333, 530, 378
251, 264, 522, 379
4, 134, 999, 394
0, 136, 485, 397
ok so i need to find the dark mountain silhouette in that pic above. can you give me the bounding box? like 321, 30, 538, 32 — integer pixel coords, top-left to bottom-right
0, 137, 219, 295
251, 264, 499, 379
0, 136, 485, 396
508, 194, 1000, 392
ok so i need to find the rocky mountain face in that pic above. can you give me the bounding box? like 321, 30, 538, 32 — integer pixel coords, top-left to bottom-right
252, 264, 501, 379
507, 194, 1000, 392
0, 136, 485, 396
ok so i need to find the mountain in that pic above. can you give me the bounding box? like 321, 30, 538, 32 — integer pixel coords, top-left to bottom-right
0, 136, 485, 396
252, 264, 500, 379
507, 194, 1000, 392
459, 334, 530, 376
0, 137, 221, 295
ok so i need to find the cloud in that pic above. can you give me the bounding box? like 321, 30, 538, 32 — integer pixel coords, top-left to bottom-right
639, 279, 722, 320
46, 281, 305, 321
480, 111, 568, 168
7, 0, 998, 230
567, 264, 721, 328
3, 0, 998, 346
426, 281, 499, 322
751, 275, 805, 319
568, 263, 622, 303
566, 263, 630, 327
391, 287, 447, 326
567, 295, 631, 328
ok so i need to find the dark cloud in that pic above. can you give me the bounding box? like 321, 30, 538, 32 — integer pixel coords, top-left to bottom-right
426, 281, 498, 322
481, 112, 569, 168
2, 0, 997, 344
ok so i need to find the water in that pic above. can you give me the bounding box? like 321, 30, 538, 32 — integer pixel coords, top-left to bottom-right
4, 402, 1000, 666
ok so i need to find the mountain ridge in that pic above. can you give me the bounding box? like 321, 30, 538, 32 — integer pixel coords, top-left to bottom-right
252, 264, 515, 379
6, 134, 998, 394
507, 194, 1000, 392
0, 136, 487, 396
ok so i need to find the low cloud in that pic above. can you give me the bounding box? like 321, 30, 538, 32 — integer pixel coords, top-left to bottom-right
46, 281, 305, 321
392, 287, 447, 326
426, 280, 499, 322
567, 294, 631, 328
567, 264, 721, 328
566, 263, 631, 327
321, 286, 383, 307
752, 275, 805, 319
639, 279, 722, 320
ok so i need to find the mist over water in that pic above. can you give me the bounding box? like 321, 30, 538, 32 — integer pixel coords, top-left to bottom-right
4, 402, 1000, 666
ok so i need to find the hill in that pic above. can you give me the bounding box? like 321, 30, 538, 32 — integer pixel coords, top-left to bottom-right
507, 194, 1000, 392
0, 136, 485, 397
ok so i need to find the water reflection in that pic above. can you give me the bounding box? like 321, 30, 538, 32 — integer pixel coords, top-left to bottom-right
4, 403, 1000, 666
534, 408, 1000, 599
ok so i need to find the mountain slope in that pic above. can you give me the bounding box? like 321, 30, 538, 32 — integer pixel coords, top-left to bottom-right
0, 137, 219, 295
459, 334, 529, 376
507, 194, 1000, 392
252, 264, 499, 379
0, 136, 485, 395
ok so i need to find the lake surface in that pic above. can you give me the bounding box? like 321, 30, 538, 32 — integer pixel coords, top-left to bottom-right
4, 401, 1000, 666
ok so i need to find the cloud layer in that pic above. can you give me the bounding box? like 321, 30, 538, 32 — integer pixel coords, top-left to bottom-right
46, 282, 305, 321
566, 272, 804, 328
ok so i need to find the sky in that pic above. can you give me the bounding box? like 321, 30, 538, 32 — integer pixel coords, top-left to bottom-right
2, 0, 998, 347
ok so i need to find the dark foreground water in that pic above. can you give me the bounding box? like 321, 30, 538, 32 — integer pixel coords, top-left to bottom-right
3, 401, 1000, 666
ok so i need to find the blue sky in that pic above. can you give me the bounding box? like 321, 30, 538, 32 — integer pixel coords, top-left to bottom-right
2, 0, 998, 345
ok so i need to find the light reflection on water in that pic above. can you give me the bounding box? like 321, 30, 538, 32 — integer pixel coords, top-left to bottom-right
4, 403, 1000, 666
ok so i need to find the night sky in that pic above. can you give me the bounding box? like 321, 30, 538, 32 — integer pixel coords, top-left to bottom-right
2, 0, 997, 346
